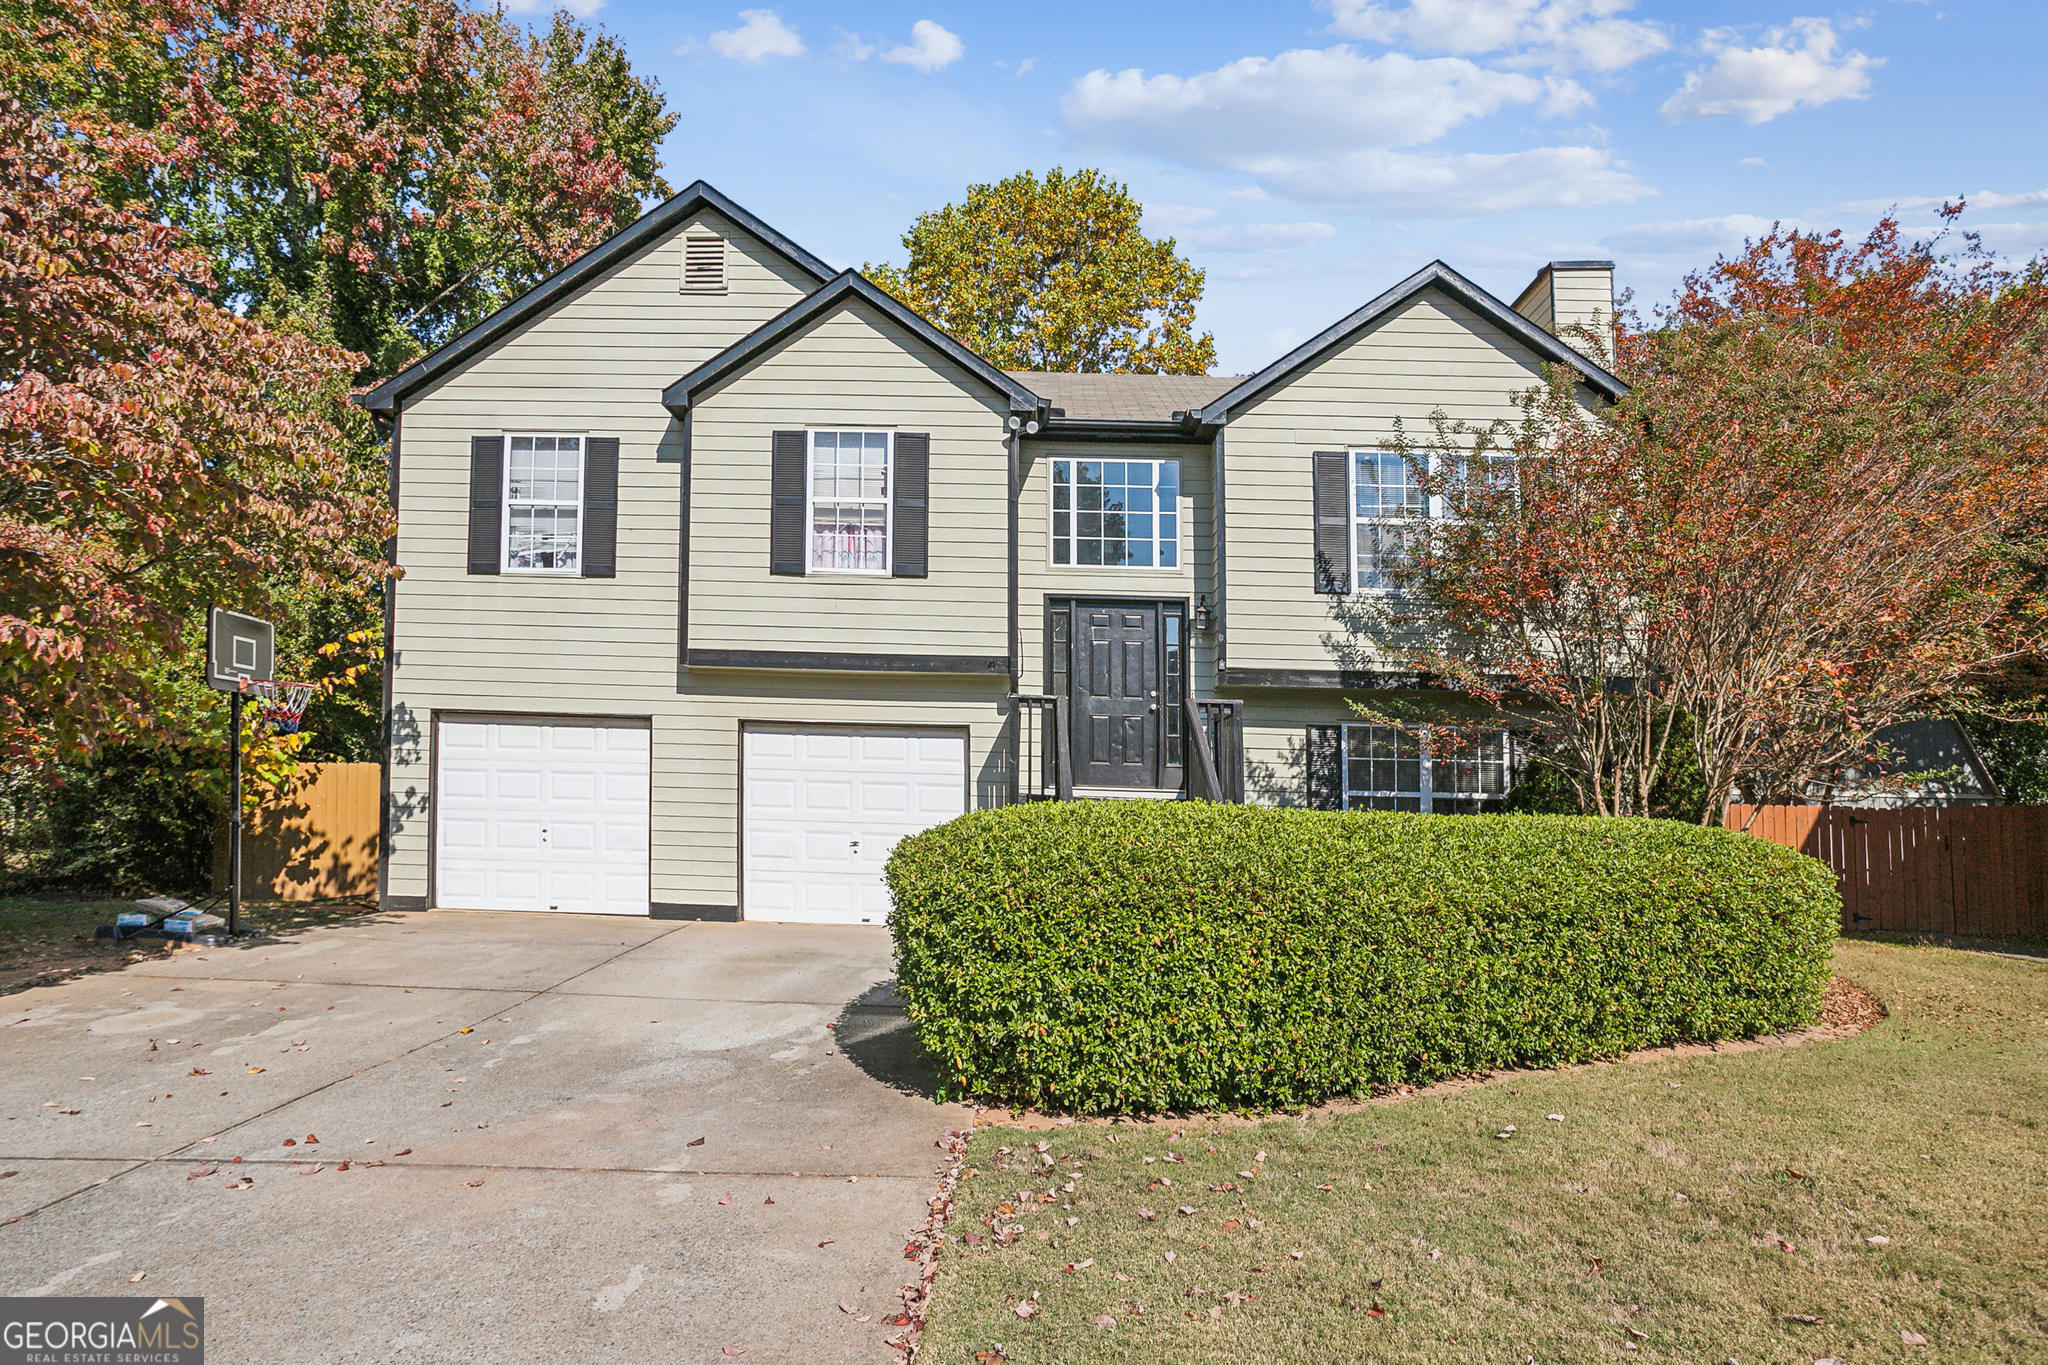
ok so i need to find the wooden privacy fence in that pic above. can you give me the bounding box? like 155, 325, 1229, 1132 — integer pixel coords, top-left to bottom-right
1726, 804, 2048, 939
213, 761, 380, 902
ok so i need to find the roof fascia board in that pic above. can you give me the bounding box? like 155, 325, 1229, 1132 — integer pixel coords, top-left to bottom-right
356, 182, 834, 412
1198, 261, 1629, 423
663, 271, 1045, 417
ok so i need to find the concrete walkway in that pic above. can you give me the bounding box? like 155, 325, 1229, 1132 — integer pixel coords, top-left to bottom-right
0, 911, 971, 1363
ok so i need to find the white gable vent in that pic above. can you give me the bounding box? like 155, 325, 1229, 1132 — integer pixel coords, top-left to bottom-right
681, 232, 726, 294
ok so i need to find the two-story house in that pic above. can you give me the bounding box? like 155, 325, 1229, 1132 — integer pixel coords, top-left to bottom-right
359, 184, 1625, 924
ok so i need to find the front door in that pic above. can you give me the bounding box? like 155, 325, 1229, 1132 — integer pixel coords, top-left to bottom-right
1071, 601, 1163, 787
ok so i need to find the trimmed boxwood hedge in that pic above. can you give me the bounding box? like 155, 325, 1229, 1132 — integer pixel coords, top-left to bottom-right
886, 802, 1838, 1114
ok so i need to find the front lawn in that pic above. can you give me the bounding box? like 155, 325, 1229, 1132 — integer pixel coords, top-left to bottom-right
917, 938, 2048, 1363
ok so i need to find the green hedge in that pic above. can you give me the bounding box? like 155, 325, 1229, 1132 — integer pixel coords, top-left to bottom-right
886, 803, 1839, 1114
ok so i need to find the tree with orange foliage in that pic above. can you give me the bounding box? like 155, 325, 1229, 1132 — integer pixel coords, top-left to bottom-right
1362, 211, 2048, 821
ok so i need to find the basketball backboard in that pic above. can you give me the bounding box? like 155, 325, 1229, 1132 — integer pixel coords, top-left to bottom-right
206, 607, 274, 693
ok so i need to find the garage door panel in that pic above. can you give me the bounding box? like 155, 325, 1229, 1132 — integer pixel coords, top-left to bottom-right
436, 718, 649, 916
743, 726, 966, 926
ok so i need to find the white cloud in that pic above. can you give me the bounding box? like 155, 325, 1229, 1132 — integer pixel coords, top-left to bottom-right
1141, 203, 1219, 232
831, 28, 876, 61
1184, 221, 1340, 252
709, 9, 804, 63
1062, 47, 1647, 215
1738, 156, 1773, 168
1841, 187, 2048, 216
1602, 214, 1794, 256
1225, 186, 1273, 202
883, 19, 964, 72
503, 0, 603, 14
1660, 18, 1879, 124
1326, 0, 1667, 72
1014, 57, 1037, 78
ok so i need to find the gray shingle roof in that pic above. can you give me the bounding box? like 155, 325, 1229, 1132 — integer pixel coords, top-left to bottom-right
1006, 371, 1240, 424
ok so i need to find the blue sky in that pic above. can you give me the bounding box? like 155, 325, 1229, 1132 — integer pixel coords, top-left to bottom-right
504, 0, 2047, 374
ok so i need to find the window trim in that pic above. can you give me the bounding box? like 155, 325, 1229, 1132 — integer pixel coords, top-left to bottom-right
1047, 456, 1183, 571
1346, 447, 1434, 594
1339, 722, 1512, 813
500, 432, 586, 575
804, 427, 894, 576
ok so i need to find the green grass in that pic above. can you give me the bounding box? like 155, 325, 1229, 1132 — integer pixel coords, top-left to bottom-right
918, 939, 2048, 1363
0, 895, 376, 993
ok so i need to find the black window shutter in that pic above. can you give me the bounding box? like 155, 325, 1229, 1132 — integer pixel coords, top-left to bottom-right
1306, 724, 1344, 810
581, 436, 619, 578
892, 432, 929, 578
467, 436, 503, 575
770, 430, 807, 576
1312, 450, 1350, 593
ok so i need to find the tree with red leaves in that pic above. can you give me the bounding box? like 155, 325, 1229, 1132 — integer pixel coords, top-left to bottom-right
0, 104, 387, 765
1361, 212, 2048, 821
4, 0, 676, 376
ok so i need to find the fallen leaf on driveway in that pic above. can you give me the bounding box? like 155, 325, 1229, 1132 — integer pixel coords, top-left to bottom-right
838, 1303, 855, 1315
720, 1348, 746, 1357
189, 1068, 208, 1076
763, 1196, 774, 1205
464, 1179, 484, 1188
129, 1272, 145, 1283
247, 1067, 263, 1074
304, 1134, 319, 1144
186, 1168, 216, 1180
687, 1136, 706, 1147
393, 1149, 412, 1157
282, 1138, 296, 1147
817, 1239, 834, 1248
718, 1195, 733, 1206
459, 1028, 473, 1034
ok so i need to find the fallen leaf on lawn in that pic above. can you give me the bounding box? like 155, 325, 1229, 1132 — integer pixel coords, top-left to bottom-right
1774, 1238, 1796, 1253
1785, 1314, 1822, 1325
1176, 1205, 1196, 1216
1547, 1114, 1565, 1122
1290, 1249, 1304, 1260
1866, 1235, 1890, 1245
1062, 1258, 1093, 1273
1013, 1299, 1039, 1320
1114, 1272, 1131, 1282
1784, 1168, 1805, 1180
1316, 1183, 1335, 1191
1588, 1257, 1604, 1276
687, 1136, 706, 1148
1901, 1330, 1928, 1347
1163, 1251, 1177, 1264
1221, 1219, 1243, 1233
1136, 1207, 1157, 1221
1091, 1314, 1116, 1328
1366, 1303, 1386, 1319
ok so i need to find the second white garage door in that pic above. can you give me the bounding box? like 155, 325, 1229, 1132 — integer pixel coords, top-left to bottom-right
435, 717, 650, 916
742, 726, 967, 925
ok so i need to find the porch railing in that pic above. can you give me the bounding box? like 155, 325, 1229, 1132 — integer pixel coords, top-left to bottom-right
1011, 694, 1073, 802
1010, 693, 1241, 804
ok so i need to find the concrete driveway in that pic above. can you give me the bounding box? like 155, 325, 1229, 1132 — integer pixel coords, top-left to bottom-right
0, 911, 971, 1363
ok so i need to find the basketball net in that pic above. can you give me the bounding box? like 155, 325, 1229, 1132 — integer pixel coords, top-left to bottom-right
237, 677, 315, 734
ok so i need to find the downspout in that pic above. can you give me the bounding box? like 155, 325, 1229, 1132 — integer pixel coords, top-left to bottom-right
377, 402, 402, 911
1006, 427, 1021, 689
1212, 426, 1227, 684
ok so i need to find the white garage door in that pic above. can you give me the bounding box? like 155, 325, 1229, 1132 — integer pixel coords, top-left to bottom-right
436, 718, 650, 916
743, 727, 967, 925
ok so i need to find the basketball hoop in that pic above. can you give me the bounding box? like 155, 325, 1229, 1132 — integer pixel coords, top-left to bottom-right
239, 678, 315, 734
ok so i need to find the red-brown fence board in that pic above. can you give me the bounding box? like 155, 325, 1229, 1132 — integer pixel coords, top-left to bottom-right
1727, 804, 2048, 939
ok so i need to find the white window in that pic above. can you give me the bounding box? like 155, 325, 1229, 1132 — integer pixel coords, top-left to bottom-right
1351, 449, 1427, 591
504, 434, 583, 573
1342, 724, 1510, 813
809, 430, 891, 573
1050, 458, 1179, 568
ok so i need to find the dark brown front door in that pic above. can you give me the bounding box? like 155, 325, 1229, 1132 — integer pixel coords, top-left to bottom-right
1072, 601, 1162, 787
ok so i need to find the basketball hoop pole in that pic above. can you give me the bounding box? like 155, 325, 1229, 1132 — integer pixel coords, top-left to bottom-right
229, 688, 243, 937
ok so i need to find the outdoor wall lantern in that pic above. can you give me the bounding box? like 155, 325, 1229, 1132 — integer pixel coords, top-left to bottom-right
1193, 595, 1215, 634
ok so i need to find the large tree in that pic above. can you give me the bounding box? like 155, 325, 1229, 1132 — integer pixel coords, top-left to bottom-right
1356, 213, 2048, 820
0, 104, 388, 766
866, 168, 1216, 374
1, 0, 677, 377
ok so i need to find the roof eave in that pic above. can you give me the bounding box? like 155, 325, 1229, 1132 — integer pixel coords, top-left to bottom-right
1197, 261, 1629, 424
663, 271, 1046, 418
356, 182, 835, 413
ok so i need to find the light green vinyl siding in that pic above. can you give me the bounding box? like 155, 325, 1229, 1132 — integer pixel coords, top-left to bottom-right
686, 301, 1011, 657
384, 213, 1013, 912
1220, 288, 1552, 676
1016, 440, 1216, 696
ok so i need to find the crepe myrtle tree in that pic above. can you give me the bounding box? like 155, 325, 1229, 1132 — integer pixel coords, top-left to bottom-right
0, 105, 389, 767
1347, 212, 2048, 822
